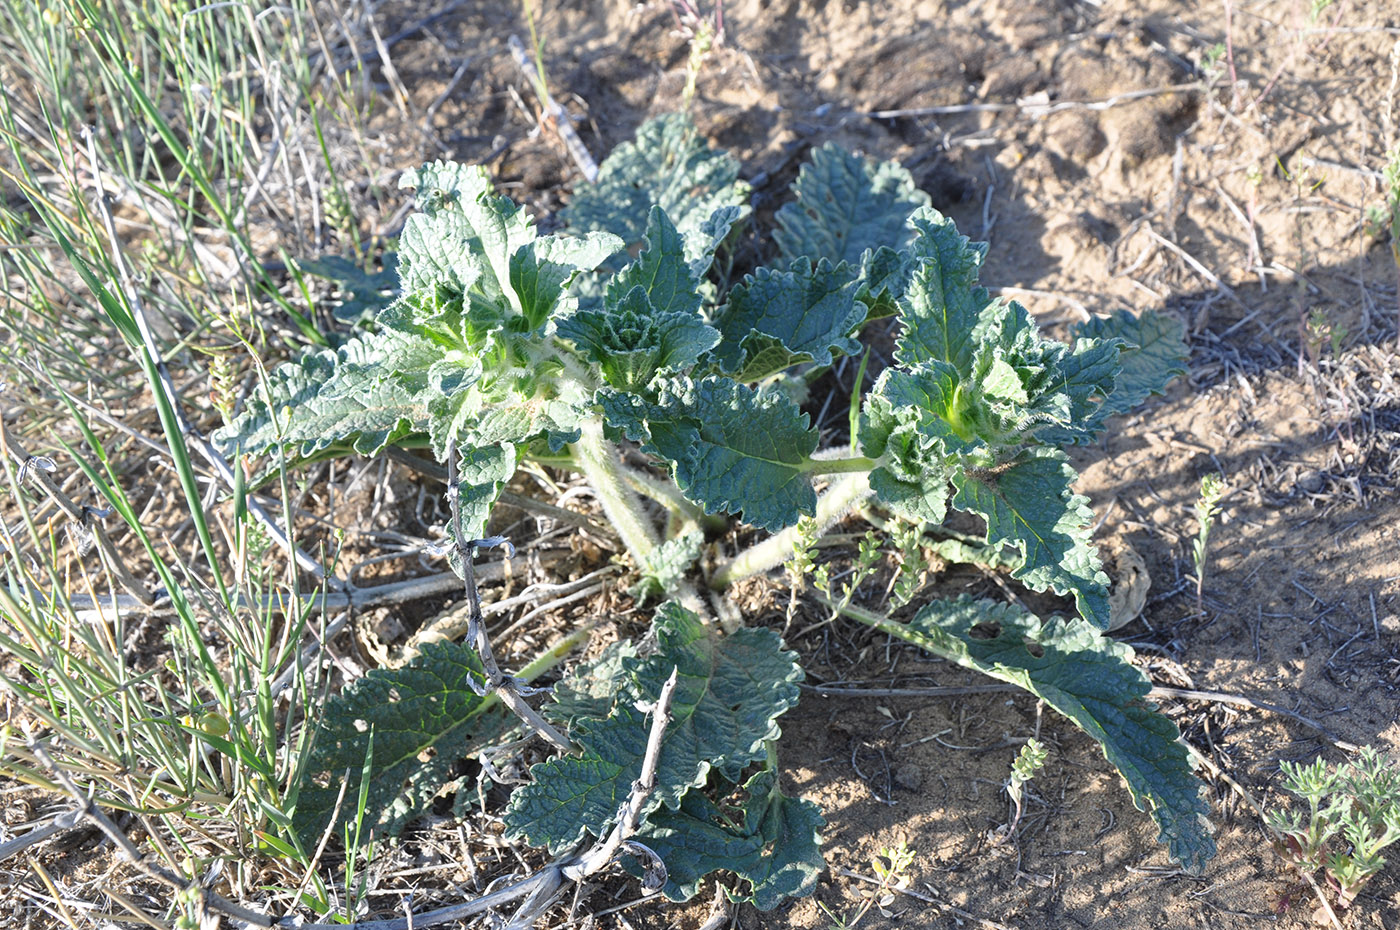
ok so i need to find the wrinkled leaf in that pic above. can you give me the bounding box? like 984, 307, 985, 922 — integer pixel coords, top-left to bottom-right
504, 603, 803, 853
291, 641, 516, 845
886, 595, 1215, 874
775, 143, 929, 265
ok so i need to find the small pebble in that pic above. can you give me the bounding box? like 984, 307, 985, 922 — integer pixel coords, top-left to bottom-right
1296, 470, 1325, 493
894, 763, 923, 791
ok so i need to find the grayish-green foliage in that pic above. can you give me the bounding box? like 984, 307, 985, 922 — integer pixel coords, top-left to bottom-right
290, 641, 516, 845
896, 595, 1216, 874
774, 142, 931, 265
222, 112, 1208, 895
505, 603, 817, 907
562, 113, 751, 258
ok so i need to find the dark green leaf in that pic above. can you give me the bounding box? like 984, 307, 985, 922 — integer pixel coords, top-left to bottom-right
291, 642, 516, 845
636, 769, 825, 909
504, 603, 803, 853
891, 596, 1215, 874
713, 258, 864, 380
950, 448, 1110, 627
774, 143, 929, 265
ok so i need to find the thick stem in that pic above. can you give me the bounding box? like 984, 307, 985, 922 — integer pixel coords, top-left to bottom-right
709, 471, 872, 590
800, 454, 878, 476
571, 420, 659, 566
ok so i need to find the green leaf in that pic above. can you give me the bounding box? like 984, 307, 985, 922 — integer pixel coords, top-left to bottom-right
398, 162, 536, 315
889, 595, 1215, 874
600, 377, 819, 531
635, 769, 825, 909
504, 603, 803, 854
296, 254, 398, 326
291, 641, 517, 846
213, 330, 437, 459
633, 529, 704, 602
713, 258, 864, 381
451, 443, 516, 542
510, 231, 624, 330
558, 286, 720, 392
686, 204, 746, 278
859, 364, 969, 522
1072, 311, 1189, 429
950, 448, 1110, 628
774, 143, 930, 265
893, 213, 992, 372
563, 114, 750, 255
606, 206, 702, 318
546, 640, 641, 728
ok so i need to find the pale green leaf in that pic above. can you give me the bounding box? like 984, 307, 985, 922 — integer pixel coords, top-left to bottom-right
893, 213, 992, 372
510, 231, 623, 329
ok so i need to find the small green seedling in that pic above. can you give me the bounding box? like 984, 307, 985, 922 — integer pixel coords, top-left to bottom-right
1266, 747, 1400, 914
1192, 473, 1225, 608
994, 738, 1049, 843
820, 838, 917, 929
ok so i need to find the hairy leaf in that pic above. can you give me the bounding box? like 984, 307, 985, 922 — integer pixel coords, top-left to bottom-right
893, 212, 992, 372
213, 330, 437, 459
563, 114, 750, 257
890, 596, 1215, 874
600, 377, 819, 531
504, 603, 803, 853
635, 770, 824, 909
774, 143, 930, 265
713, 258, 864, 381
558, 286, 719, 392
398, 162, 535, 315
1074, 311, 1189, 428
606, 206, 702, 318
510, 232, 623, 330
291, 641, 516, 845
950, 448, 1110, 628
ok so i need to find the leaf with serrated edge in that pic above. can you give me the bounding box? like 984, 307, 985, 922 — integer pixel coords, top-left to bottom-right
563, 114, 750, 252
399, 162, 536, 315
504, 602, 803, 853
214, 330, 438, 459
714, 258, 864, 380
510, 231, 623, 330
893, 213, 992, 372
291, 641, 516, 845
632, 769, 825, 909
774, 143, 930, 265
951, 448, 1110, 628
296, 255, 399, 326
891, 595, 1215, 873
1074, 311, 1189, 428
611, 377, 820, 531
453, 443, 515, 541
558, 286, 719, 392
606, 206, 701, 318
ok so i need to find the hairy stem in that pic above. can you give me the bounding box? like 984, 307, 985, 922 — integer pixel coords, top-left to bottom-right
571, 420, 659, 566
709, 470, 872, 590
799, 454, 878, 476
